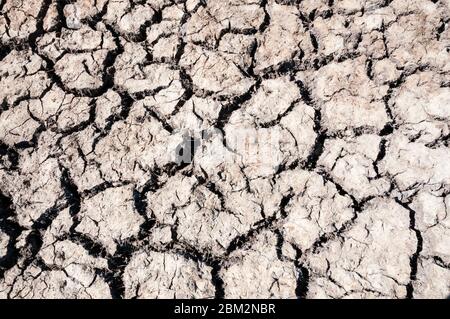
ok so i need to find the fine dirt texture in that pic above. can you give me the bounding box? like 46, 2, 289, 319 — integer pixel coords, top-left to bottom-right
0, 0, 449, 299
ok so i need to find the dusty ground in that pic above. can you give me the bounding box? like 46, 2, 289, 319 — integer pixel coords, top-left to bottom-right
0, 0, 449, 299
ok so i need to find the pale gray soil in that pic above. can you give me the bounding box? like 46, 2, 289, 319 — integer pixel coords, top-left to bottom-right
0, 0, 449, 299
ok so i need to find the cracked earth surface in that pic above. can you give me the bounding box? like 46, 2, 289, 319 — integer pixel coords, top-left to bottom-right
0, 0, 449, 299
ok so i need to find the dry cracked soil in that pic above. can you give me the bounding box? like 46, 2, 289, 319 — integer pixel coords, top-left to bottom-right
0, 0, 449, 299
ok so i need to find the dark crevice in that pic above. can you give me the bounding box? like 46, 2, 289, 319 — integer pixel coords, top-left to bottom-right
92, 91, 134, 150
144, 106, 174, 133
274, 229, 285, 261
295, 264, 310, 299
164, 243, 225, 299
60, 164, 136, 299
304, 108, 326, 170
372, 138, 388, 179
104, 242, 135, 299
216, 80, 262, 132
394, 199, 423, 299
171, 68, 194, 116
0, 191, 24, 279
6, 198, 69, 297
310, 33, 319, 53
366, 59, 374, 80
259, 98, 300, 128
436, 18, 447, 41
133, 174, 160, 240
432, 256, 450, 269
0, 142, 19, 169
226, 192, 294, 255
54, 0, 70, 33
259, 0, 271, 33
310, 172, 372, 252
210, 260, 225, 299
